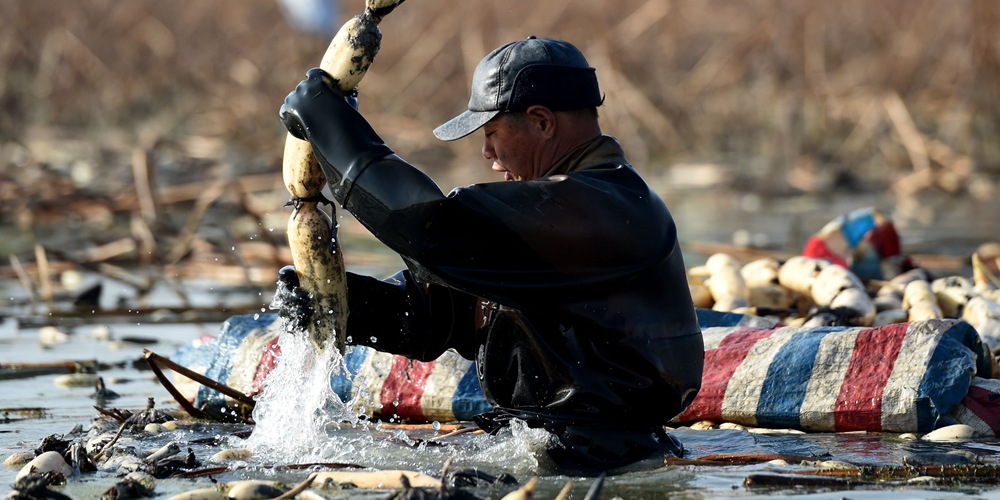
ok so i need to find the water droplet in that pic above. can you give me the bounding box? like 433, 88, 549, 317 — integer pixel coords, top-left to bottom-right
370, 336, 378, 343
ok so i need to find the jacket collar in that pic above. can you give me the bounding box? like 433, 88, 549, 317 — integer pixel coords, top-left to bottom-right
543, 135, 629, 177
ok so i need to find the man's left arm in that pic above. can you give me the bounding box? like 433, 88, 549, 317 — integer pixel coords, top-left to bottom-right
345, 270, 479, 361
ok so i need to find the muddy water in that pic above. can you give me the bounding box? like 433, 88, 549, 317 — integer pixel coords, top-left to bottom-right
2, 188, 1000, 498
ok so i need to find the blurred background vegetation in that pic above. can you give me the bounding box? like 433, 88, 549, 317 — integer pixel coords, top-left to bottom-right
0, 0, 998, 304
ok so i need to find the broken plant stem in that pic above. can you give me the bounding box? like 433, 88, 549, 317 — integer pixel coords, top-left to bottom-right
144, 349, 256, 409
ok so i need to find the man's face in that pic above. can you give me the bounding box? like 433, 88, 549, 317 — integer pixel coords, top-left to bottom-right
481, 113, 543, 181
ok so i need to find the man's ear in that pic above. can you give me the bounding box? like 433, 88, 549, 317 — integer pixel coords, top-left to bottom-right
526, 105, 556, 138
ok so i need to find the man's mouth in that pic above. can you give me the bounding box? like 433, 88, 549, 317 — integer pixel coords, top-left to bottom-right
492, 162, 514, 181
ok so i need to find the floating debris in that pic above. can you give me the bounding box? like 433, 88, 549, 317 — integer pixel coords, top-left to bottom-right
499, 476, 538, 500
144, 442, 181, 464
745, 463, 1000, 489
99, 471, 156, 499
124, 398, 175, 429
209, 448, 252, 463
92, 377, 121, 404
225, 480, 287, 499
90, 324, 113, 341
144, 349, 254, 423
664, 452, 830, 467
7, 471, 73, 500
903, 450, 981, 466
922, 424, 977, 442
582, 472, 605, 500
3, 452, 35, 467
53, 372, 100, 388
162, 487, 228, 500
38, 326, 71, 346
311, 470, 442, 489
34, 434, 72, 457
67, 441, 97, 473
1, 361, 112, 382
149, 447, 200, 479
16, 451, 72, 482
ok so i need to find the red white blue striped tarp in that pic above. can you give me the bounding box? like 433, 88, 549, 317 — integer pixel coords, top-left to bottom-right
328, 345, 490, 422
173, 311, 997, 433
170, 313, 491, 422
675, 318, 990, 432
950, 377, 1000, 436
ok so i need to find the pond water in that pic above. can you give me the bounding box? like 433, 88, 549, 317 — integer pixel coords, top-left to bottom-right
5, 311, 1000, 500
2, 188, 1000, 498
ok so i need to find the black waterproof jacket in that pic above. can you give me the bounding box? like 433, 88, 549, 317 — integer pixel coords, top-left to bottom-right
280, 71, 704, 469
342, 136, 703, 428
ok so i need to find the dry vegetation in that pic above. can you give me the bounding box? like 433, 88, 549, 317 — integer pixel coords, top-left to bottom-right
0, 0, 998, 305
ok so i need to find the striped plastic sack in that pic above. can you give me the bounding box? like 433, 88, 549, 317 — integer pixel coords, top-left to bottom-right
696, 308, 781, 329
675, 318, 989, 433
948, 377, 1000, 437
330, 346, 491, 422
171, 313, 491, 422
170, 314, 282, 411
800, 207, 910, 281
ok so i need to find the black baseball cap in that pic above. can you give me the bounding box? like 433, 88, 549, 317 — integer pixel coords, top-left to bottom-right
432, 36, 603, 141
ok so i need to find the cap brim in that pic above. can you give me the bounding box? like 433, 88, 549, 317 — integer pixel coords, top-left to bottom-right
432, 109, 500, 141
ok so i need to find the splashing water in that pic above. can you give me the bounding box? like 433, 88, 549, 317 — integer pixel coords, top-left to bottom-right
246, 331, 350, 461
244, 289, 356, 462
245, 325, 553, 473
243, 279, 553, 475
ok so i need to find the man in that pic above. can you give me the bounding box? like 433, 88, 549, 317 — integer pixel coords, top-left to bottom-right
279, 36, 704, 473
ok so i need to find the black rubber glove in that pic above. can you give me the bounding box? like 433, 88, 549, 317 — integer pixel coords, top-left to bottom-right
271, 265, 313, 334
279, 68, 394, 204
